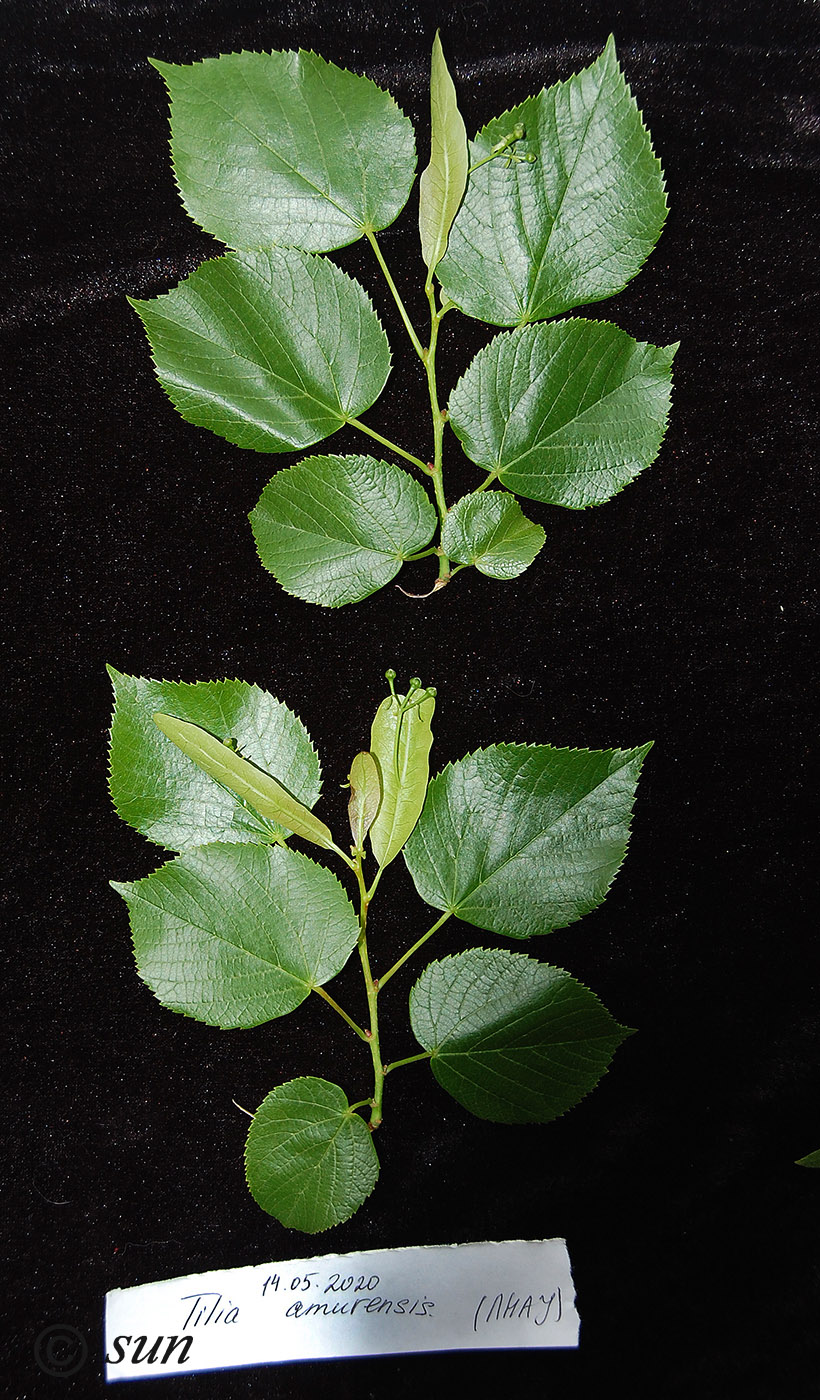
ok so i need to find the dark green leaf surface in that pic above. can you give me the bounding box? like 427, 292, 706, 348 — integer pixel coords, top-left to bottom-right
441, 491, 545, 578
108, 669, 321, 851
152, 50, 416, 252
152, 714, 335, 851
111, 844, 359, 1029
245, 1077, 379, 1231
448, 318, 675, 508
410, 948, 631, 1122
437, 37, 668, 325
796, 1149, 820, 1168
369, 689, 435, 868
250, 455, 437, 606
129, 249, 391, 454
404, 741, 650, 936
418, 33, 468, 274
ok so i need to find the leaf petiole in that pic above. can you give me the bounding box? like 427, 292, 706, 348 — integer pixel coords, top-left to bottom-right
365, 229, 426, 362
346, 415, 430, 474
377, 910, 453, 991
312, 985, 369, 1041
383, 1051, 432, 1075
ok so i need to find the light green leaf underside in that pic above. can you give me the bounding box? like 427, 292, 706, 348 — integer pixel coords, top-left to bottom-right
129, 248, 391, 454
418, 33, 468, 273
107, 668, 321, 851
403, 740, 651, 937
152, 49, 417, 252
152, 713, 335, 851
410, 948, 631, 1122
245, 1077, 380, 1232
442, 491, 545, 578
437, 37, 668, 325
796, 1148, 820, 1168
250, 454, 437, 606
348, 751, 381, 847
111, 844, 359, 1029
369, 691, 435, 869
448, 318, 676, 508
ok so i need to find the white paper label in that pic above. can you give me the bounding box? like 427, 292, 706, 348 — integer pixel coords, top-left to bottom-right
105, 1238, 578, 1380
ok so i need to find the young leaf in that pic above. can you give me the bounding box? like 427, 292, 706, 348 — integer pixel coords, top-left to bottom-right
250, 455, 437, 607
369, 684, 435, 869
441, 491, 546, 579
437, 37, 668, 325
403, 741, 651, 937
245, 1077, 380, 1232
796, 1149, 820, 1168
111, 844, 359, 1029
348, 752, 381, 847
151, 50, 417, 253
129, 249, 391, 454
449, 319, 676, 508
418, 32, 468, 276
108, 669, 321, 851
410, 948, 631, 1122
153, 713, 335, 852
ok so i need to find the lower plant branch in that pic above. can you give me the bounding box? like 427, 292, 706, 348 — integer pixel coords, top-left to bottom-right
424, 282, 451, 583
377, 910, 453, 991
355, 853, 385, 1129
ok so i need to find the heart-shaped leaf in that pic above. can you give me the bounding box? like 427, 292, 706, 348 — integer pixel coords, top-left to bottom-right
108, 669, 321, 851
403, 741, 651, 937
111, 844, 359, 1029
129, 248, 391, 454
410, 948, 632, 1122
418, 32, 468, 275
442, 491, 545, 578
153, 714, 335, 851
250, 455, 437, 607
152, 49, 417, 252
245, 1077, 379, 1232
437, 37, 668, 325
448, 318, 676, 508
369, 685, 435, 869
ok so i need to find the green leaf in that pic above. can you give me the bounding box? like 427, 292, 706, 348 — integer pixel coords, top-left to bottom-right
111, 844, 359, 1029
129, 248, 391, 454
437, 37, 668, 325
369, 684, 435, 869
410, 948, 631, 1122
448, 318, 675, 508
418, 32, 468, 275
108, 668, 321, 851
796, 1149, 820, 1168
152, 49, 417, 252
441, 491, 545, 578
249, 454, 437, 607
153, 713, 335, 851
348, 752, 381, 847
404, 741, 650, 937
245, 1077, 379, 1231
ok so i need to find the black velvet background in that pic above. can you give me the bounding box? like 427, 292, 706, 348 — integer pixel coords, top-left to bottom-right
3, 1, 819, 1396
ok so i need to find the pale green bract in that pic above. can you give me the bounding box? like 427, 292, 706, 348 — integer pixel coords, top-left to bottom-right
129, 249, 391, 454
107, 668, 322, 850
245, 1078, 380, 1232
111, 844, 359, 1030
250, 455, 437, 607
437, 37, 668, 325
418, 32, 468, 275
152, 49, 417, 252
441, 491, 546, 578
369, 688, 435, 868
403, 741, 651, 936
448, 319, 676, 508
152, 713, 336, 851
410, 948, 632, 1122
